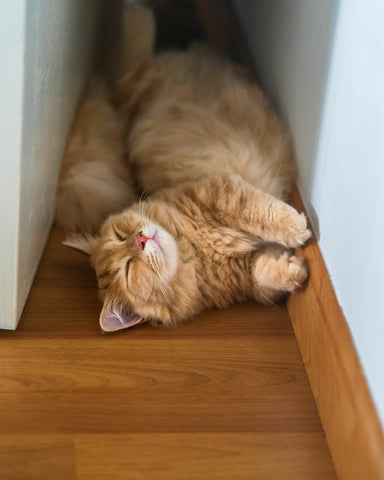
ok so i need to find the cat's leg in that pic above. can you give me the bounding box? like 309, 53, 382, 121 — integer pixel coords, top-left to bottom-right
122, 3, 155, 71
250, 248, 309, 303
115, 4, 157, 117
186, 173, 311, 248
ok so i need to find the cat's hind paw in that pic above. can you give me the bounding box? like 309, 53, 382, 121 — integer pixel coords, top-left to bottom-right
253, 252, 309, 292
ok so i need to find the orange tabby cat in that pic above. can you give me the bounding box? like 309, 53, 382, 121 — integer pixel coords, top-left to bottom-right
60, 4, 311, 332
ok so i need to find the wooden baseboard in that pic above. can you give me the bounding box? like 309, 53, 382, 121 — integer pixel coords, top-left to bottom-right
287, 186, 384, 479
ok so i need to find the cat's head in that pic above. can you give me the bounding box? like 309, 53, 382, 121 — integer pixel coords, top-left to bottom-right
64, 205, 197, 332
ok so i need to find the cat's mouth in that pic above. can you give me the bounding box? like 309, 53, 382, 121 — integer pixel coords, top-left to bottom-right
136, 230, 164, 253
137, 224, 178, 279
136, 229, 166, 270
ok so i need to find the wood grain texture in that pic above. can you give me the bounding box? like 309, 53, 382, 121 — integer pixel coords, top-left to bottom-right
0, 227, 336, 479
288, 186, 384, 480
75, 433, 333, 480
0, 436, 76, 480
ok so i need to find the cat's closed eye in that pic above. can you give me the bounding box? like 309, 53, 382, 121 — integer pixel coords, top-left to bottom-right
126, 258, 132, 278
113, 227, 126, 242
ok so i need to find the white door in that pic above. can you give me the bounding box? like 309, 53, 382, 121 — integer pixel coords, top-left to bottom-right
0, 0, 101, 329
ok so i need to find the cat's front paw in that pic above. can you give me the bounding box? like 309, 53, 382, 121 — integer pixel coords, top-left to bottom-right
277, 206, 311, 248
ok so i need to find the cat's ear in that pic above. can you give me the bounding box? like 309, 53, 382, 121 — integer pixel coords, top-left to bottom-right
100, 298, 146, 332
63, 234, 99, 255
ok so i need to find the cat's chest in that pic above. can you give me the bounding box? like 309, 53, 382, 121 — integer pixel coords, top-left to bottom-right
177, 209, 255, 259
186, 226, 253, 306
180, 216, 239, 257
156, 204, 254, 307
155, 199, 255, 297
177, 215, 253, 287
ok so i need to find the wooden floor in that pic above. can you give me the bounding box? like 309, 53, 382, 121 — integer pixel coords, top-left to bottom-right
0, 228, 337, 479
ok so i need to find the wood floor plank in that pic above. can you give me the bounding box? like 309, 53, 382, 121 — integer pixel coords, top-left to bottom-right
75, 433, 337, 480
0, 228, 337, 478
0, 435, 76, 480
0, 337, 311, 393
0, 392, 322, 435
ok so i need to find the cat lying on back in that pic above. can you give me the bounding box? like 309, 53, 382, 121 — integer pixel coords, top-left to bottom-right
58, 4, 311, 332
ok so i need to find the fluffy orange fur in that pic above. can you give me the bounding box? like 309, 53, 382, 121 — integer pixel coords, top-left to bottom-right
59, 4, 311, 332
56, 80, 137, 234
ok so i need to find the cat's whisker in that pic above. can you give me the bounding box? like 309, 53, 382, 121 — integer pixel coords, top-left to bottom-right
143, 200, 155, 225
148, 252, 159, 271
153, 267, 181, 314
153, 267, 172, 306
138, 197, 145, 219
150, 256, 175, 296
137, 185, 157, 224
137, 188, 149, 219
152, 262, 180, 310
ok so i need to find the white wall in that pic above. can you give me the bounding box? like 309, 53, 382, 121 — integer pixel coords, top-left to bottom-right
232, 0, 336, 231
311, 0, 384, 425
232, 0, 384, 426
0, 0, 101, 329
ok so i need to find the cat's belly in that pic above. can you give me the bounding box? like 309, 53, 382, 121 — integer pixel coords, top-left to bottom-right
128, 104, 295, 201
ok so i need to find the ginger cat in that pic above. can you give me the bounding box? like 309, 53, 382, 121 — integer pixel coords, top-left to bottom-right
59, 4, 310, 332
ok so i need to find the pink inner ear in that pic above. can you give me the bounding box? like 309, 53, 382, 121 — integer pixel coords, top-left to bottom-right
100, 301, 146, 332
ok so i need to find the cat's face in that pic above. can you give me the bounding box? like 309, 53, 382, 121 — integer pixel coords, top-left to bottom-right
93, 209, 179, 330
64, 207, 183, 331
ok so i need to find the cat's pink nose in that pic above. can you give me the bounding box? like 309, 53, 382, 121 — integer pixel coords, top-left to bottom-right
136, 232, 149, 250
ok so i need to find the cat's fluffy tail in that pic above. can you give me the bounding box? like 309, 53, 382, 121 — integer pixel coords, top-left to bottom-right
56, 79, 136, 234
